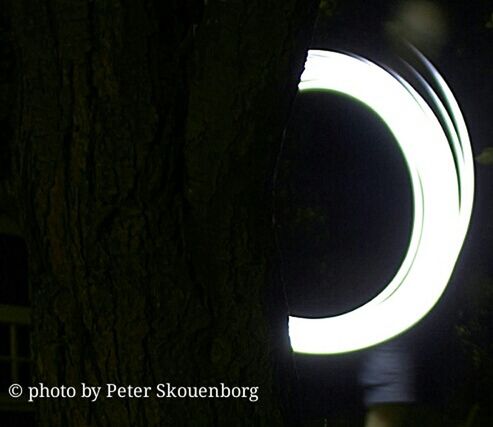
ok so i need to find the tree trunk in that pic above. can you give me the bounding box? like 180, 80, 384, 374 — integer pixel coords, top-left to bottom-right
6, 1, 318, 425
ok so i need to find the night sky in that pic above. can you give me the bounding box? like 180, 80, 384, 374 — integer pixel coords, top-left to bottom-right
279, 91, 412, 317
276, 1, 493, 423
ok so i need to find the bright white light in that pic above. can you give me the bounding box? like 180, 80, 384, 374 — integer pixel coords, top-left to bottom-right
288, 50, 474, 354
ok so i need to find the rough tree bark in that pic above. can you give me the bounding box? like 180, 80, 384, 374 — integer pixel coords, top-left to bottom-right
4, 0, 319, 425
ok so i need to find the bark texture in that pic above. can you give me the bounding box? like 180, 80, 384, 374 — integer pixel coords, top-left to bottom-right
6, 0, 318, 425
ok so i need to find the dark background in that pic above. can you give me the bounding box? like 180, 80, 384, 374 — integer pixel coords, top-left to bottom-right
276, 1, 493, 425
0, 1, 492, 426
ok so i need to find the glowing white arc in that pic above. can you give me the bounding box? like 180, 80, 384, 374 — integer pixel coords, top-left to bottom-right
288, 50, 474, 354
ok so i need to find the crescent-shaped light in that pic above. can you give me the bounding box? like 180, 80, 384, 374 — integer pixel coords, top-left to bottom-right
288, 49, 474, 354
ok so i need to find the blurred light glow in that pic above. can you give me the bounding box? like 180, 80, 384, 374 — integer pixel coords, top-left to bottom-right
288, 49, 474, 354
387, 1, 448, 57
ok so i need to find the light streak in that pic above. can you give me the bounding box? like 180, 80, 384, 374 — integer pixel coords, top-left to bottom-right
288, 49, 474, 354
